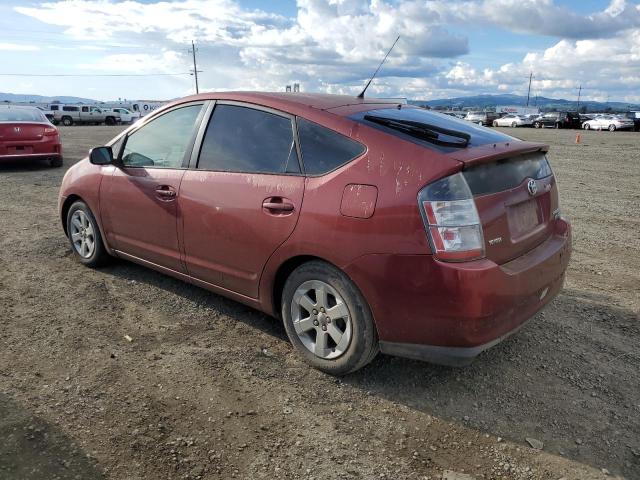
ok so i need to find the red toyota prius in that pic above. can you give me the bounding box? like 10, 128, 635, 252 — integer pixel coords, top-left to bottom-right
0, 105, 62, 167
58, 93, 571, 375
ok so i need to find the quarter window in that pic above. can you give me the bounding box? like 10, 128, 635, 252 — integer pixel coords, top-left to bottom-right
198, 104, 300, 174
297, 118, 365, 175
121, 104, 203, 168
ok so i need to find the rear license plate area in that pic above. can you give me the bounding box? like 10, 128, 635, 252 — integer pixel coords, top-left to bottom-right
508, 199, 540, 237
8, 146, 32, 155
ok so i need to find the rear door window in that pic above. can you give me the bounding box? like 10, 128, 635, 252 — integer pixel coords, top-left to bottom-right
197, 104, 300, 174
296, 118, 365, 175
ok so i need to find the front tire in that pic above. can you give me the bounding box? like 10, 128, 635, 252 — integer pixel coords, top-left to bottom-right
511, 122, 517, 128
62, 116, 73, 127
66, 201, 109, 267
492, 121, 498, 127
534, 122, 541, 128
608, 124, 616, 132
49, 157, 63, 168
281, 261, 378, 375
583, 123, 590, 130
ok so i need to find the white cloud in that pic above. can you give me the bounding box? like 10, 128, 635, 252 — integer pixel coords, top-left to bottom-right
0, 42, 39, 51
10, 0, 640, 103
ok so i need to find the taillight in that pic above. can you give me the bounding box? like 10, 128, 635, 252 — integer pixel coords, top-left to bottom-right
418, 172, 485, 262
44, 126, 58, 136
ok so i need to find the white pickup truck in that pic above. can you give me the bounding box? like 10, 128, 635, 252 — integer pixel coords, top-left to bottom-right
53, 105, 120, 126
102, 107, 140, 124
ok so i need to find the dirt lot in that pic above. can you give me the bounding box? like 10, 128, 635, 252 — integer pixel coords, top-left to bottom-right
0, 125, 638, 480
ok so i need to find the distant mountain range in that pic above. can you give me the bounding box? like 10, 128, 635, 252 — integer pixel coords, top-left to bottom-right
409, 94, 639, 111
3, 91, 639, 112
1, 92, 98, 104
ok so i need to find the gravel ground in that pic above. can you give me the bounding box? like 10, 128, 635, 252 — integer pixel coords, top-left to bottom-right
0, 125, 638, 480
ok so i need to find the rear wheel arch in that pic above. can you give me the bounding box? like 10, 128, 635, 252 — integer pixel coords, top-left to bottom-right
272, 255, 328, 319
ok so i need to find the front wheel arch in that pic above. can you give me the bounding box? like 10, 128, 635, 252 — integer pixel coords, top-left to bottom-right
61, 194, 83, 236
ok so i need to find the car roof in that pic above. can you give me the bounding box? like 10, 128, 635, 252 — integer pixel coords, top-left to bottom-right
178, 91, 405, 114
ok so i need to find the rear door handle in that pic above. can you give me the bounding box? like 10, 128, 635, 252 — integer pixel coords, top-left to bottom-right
155, 185, 177, 200
262, 197, 295, 213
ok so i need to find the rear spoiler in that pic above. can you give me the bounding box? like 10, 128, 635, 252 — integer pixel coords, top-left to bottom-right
447, 141, 549, 168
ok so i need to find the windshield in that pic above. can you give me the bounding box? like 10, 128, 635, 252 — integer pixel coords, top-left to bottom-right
0, 108, 47, 122
349, 107, 515, 153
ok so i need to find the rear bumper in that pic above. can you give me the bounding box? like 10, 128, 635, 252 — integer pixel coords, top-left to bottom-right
344, 219, 571, 365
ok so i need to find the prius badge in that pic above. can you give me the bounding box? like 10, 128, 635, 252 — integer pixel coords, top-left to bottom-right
527, 179, 538, 196
14, 127, 21, 133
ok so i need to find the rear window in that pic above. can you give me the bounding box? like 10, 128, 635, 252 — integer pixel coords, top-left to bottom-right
350, 107, 514, 153
63, 106, 79, 112
297, 118, 365, 175
463, 153, 553, 196
0, 108, 46, 122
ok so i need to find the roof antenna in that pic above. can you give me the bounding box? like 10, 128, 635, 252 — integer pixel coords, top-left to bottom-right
357, 35, 400, 99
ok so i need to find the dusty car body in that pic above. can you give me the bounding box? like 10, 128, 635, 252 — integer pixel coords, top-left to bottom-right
58, 92, 571, 374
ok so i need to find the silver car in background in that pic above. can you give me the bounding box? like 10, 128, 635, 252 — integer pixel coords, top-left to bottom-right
492, 114, 533, 128
464, 111, 499, 126
582, 115, 634, 131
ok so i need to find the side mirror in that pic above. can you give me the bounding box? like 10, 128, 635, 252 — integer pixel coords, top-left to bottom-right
89, 146, 114, 165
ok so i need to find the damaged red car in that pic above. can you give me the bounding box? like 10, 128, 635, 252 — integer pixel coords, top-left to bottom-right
58, 93, 571, 375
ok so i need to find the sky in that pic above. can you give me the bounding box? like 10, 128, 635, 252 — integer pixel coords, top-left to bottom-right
0, 0, 639, 103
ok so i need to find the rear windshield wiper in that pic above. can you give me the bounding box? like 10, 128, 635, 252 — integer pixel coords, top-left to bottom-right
363, 115, 470, 148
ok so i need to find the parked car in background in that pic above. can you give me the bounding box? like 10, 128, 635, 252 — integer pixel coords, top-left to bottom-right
37, 106, 55, 123
533, 112, 581, 129
58, 92, 571, 375
0, 105, 62, 167
104, 107, 141, 124
54, 105, 120, 126
464, 111, 500, 126
582, 115, 635, 131
622, 111, 640, 131
492, 114, 532, 128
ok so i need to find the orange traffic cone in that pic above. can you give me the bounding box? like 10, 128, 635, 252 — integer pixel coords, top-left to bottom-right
575, 133, 581, 144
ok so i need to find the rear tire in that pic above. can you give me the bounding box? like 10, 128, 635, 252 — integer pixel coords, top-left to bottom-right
492, 121, 498, 127
49, 157, 63, 168
105, 116, 116, 126
554, 123, 560, 129
66, 201, 109, 268
281, 261, 378, 375
608, 124, 616, 132
511, 122, 517, 128
534, 122, 541, 128
583, 123, 590, 130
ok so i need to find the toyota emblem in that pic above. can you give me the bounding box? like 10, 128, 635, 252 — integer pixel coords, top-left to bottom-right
527, 179, 538, 196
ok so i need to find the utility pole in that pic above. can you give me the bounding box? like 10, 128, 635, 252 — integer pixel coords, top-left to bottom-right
189, 40, 200, 94
576, 84, 582, 112
526, 72, 533, 107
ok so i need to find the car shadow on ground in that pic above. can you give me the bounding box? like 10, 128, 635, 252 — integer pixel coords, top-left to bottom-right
0, 159, 60, 172
95, 258, 639, 478
0, 393, 104, 479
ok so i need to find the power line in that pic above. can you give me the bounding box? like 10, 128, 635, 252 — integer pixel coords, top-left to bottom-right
0, 72, 190, 77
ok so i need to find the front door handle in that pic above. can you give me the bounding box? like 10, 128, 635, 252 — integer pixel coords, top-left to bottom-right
263, 197, 295, 214
155, 185, 177, 200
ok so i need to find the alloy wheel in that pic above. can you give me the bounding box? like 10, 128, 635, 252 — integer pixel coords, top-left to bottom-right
290, 280, 352, 360
70, 210, 96, 259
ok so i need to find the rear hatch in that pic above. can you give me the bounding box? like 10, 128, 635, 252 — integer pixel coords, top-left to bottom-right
458, 148, 558, 264
0, 122, 46, 142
